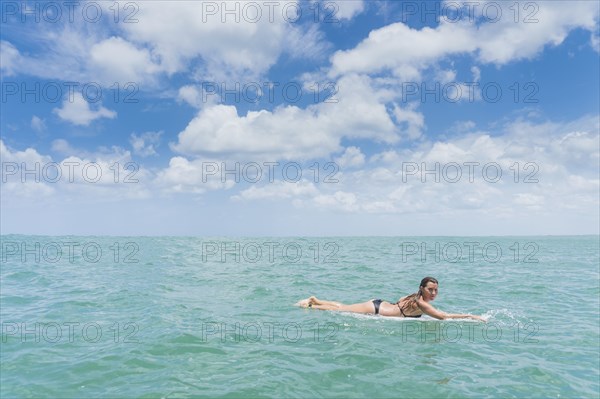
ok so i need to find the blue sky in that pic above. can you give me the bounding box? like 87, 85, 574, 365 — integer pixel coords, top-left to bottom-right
1, 0, 599, 236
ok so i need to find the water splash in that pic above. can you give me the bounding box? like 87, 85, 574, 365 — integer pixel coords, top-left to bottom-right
483, 308, 534, 326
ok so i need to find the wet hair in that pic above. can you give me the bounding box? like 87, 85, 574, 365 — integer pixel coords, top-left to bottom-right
418, 276, 438, 294
399, 277, 438, 314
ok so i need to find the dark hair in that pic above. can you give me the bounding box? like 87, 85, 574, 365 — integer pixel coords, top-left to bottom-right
399, 277, 438, 314
419, 276, 438, 293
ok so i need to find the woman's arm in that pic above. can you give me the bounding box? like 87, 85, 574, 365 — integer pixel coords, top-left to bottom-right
417, 299, 486, 322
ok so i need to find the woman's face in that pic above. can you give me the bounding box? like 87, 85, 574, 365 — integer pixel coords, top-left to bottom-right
420, 282, 438, 301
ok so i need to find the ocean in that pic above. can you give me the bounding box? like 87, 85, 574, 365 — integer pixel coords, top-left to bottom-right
1, 235, 599, 398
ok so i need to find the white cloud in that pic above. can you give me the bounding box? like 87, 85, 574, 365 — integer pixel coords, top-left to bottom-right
329, 21, 475, 79
284, 24, 332, 61
471, 66, 481, 82
178, 85, 205, 108
31, 116, 46, 133
130, 131, 162, 157
5, 24, 101, 82
171, 104, 339, 159
232, 179, 319, 200
3, 113, 598, 234
449, 120, 477, 134
1, 139, 51, 165
0, 40, 20, 76
89, 36, 161, 84
51, 139, 79, 156
336, 0, 366, 20
329, 1, 599, 79
393, 104, 425, 139
171, 74, 399, 160
120, 0, 319, 81
0, 21, 160, 86
435, 69, 457, 84
1, 139, 151, 202
314, 191, 359, 212
335, 146, 366, 169
311, 0, 365, 21
474, 0, 598, 64
53, 93, 117, 126
45, 139, 141, 186
592, 31, 600, 53
154, 157, 234, 194
513, 193, 545, 207
5, 1, 330, 87
229, 115, 599, 223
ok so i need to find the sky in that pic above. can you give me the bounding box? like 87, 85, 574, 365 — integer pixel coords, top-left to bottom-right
1, 0, 599, 236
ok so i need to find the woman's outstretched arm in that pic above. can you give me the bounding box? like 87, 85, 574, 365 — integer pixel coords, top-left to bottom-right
417, 299, 486, 322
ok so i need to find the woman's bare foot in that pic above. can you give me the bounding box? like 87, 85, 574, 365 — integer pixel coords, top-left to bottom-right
295, 298, 311, 308
295, 296, 319, 308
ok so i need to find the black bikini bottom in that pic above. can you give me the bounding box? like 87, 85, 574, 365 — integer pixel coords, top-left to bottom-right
372, 299, 383, 314
372, 299, 423, 317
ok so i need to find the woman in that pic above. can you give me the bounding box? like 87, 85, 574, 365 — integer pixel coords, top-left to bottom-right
297, 277, 486, 321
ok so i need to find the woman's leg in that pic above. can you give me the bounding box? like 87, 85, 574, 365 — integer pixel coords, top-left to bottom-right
309, 296, 342, 307
296, 296, 340, 308
299, 296, 376, 314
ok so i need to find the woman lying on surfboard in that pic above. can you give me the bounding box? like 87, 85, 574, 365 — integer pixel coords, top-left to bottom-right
297, 276, 486, 321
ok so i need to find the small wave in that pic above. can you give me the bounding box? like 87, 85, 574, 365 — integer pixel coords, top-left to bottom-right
482, 308, 533, 326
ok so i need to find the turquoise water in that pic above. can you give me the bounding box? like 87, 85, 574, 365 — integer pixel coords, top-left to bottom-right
1, 235, 599, 398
